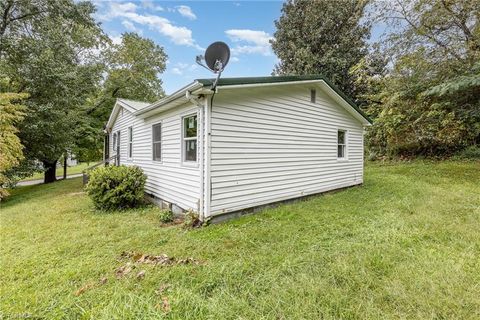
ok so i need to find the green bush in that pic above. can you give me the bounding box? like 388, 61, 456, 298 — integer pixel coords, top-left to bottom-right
85, 165, 146, 210
454, 145, 480, 160
157, 209, 174, 223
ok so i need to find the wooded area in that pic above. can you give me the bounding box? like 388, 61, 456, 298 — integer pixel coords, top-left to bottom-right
1, 0, 479, 199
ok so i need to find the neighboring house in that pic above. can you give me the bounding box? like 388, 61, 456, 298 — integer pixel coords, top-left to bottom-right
105, 75, 372, 222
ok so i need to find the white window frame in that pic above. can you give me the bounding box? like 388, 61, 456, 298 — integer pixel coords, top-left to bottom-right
337, 129, 348, 160
112, 132, 117, 152
152, 122, 162, 162
181, 113, 198, 166
127, 126, 133, 159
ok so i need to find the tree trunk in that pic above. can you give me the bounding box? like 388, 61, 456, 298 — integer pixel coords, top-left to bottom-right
43, 160, 57, 184
63, 154, 67, 180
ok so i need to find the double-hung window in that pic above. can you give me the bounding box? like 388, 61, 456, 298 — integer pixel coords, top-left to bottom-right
337, 130, 347, 159
128, 126, 133, 158
152, 123, 162, 161
182, 114, 197, 163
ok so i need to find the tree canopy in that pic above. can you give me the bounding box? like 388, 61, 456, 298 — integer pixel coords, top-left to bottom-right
363, 0, 480, 157
271, 0, 371, 100
0, 1, 167, 184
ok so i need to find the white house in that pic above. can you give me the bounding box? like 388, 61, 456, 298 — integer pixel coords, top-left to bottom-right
104, 75, 372, 222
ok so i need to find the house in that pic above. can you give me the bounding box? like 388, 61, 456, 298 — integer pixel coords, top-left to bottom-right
104, 75, 372, 222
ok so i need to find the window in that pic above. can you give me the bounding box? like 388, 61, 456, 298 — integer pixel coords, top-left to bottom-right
112, 133, 117, 151
310, 89, 316, 103
152, 123, 162, 161
182, 114, 197, 162
337, 130, 346, 158
128, 126, 133, 158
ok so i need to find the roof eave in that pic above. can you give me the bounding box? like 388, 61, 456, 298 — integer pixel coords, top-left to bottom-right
134, 81, 206, 118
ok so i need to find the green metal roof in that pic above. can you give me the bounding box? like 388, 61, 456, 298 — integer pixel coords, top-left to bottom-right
196, 75, 372, 124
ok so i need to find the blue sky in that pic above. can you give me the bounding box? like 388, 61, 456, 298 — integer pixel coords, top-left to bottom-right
94, 1, 385, 94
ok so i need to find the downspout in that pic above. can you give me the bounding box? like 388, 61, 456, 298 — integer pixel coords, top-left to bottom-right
186, 90, 205, 221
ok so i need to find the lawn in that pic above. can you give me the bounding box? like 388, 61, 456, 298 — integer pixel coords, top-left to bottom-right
20, 162, 91, 181
1, 161, 479, 319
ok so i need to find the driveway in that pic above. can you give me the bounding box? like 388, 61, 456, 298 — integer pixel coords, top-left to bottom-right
17, 173, 83, 186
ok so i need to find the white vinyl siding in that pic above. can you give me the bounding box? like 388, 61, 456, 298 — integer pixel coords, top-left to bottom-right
109, 104, 201, 212
208, 85, 364, 216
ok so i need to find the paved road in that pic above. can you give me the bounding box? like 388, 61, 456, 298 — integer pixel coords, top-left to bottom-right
17, 173, 83, 187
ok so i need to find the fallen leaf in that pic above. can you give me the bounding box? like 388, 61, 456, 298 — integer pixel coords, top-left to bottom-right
155, 284, 171, 295
74, 282, 94, 296
136, 270, 146, 279
115, 262, 134, 278
162, 296, 171, 312
99, 277, 108, 285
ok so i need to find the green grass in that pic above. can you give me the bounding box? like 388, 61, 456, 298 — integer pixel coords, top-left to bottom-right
20, 162, 91, 181
1, 161, 479, 319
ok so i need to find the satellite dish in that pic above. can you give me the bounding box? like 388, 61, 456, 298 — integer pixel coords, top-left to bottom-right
205, 42, 230, 72
196, 41, 230, 90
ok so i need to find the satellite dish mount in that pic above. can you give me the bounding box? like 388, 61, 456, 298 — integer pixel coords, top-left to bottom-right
196, 41, 230, 90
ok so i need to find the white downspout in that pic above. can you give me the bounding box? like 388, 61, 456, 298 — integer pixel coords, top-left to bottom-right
204, 94, 212, 220
186, 91, 205, 221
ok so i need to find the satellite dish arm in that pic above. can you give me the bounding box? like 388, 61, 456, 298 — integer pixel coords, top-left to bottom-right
211, 60, 223, 91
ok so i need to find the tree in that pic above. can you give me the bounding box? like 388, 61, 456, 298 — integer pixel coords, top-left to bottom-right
0, 0, 107, 183
79, 32, 167, 161
87, 33, 167, 120
271, 0, 371, 100
0, 92, 26, 199
363, 0, 480, 157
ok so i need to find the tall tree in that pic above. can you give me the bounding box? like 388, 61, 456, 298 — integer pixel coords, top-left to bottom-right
364, 0, 480, 157
0, 92, 26, 199
78, 33, 167, 162
271, 0, 371, 100
0, 0, 107, 183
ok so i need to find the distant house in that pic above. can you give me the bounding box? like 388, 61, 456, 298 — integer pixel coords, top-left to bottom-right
104, 75, 372, 221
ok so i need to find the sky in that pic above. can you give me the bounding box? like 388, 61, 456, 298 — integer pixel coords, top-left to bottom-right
94, 1, 386, 94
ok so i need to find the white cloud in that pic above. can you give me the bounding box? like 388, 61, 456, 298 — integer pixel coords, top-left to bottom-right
231, 56, 240, 62
225, 29, 273, 56
170, 62, 199, 75
171, 67, 182, 75
142, 1, 164, 11
105, 2, 201, 49
121, 20, 143, 34
114, 2, 138, 13
176, 5, 197, 20
109, 35, 123, 45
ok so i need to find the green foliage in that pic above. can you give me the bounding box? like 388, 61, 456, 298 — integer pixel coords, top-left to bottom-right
157, 209, 174, 223
0, 0, 107, 182
79, 32, 168, 162
363, 0, 480, 158
271, 0, 371, 100
182, 210, 201, 228
0, 92, 27, 199
85, 165, 146, 210
453, 145, 480, 160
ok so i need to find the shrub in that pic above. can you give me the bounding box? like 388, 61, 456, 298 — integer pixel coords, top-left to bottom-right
85, 165, 146, 210
183, 210, 202, 228
454, 145, 480, 160
157, 209, 174, 223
